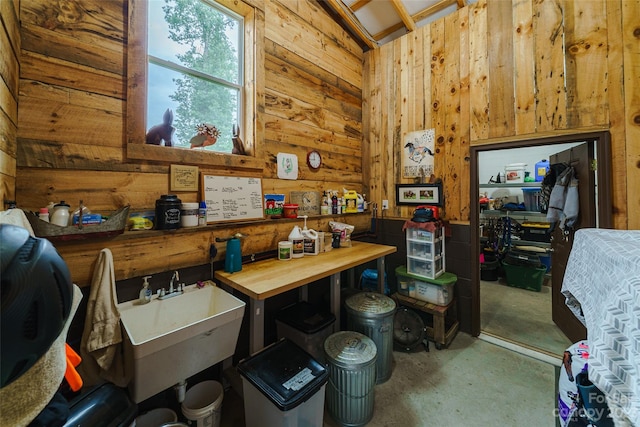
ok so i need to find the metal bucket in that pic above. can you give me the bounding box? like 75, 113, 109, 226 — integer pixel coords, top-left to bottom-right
324, 331, 377, 427
345, 292, 396, 384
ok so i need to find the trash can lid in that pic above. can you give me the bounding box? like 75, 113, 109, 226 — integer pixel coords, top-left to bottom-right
324, 331, 377, 368
237, 338, 328, 412
345, 292, 396, 316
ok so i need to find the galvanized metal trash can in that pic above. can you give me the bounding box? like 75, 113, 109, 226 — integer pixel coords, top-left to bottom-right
324, 331, 377, 427
345, 292, 396, 383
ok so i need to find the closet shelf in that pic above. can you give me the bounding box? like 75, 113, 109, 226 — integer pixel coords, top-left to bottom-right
479, 182, 542, 188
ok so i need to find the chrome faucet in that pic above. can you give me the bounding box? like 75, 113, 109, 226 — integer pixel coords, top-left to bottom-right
159, 270, 183, 300
169, 270, 179, 293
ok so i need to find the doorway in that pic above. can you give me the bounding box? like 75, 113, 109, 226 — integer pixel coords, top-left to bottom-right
469, 131, 612, 357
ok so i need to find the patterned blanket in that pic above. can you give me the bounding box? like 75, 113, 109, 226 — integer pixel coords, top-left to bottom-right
561, 228, 640, 426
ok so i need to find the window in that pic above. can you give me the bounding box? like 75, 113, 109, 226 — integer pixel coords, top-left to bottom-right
127, 0, 264, 168
147, 0, 241, 152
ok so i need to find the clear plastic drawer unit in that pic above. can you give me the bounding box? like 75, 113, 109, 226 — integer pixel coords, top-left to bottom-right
406, 226, 445, 280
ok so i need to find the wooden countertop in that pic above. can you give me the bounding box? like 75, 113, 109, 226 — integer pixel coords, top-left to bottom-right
215, 241, 397, 300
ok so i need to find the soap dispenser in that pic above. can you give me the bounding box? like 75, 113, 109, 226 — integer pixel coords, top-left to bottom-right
139, 275, 152, 304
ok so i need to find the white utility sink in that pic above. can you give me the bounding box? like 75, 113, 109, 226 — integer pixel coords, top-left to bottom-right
118, 281, 245, 403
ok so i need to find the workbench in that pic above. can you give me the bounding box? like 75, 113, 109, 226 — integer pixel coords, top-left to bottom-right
391, 292, 459, 349
215, 241, 397, 353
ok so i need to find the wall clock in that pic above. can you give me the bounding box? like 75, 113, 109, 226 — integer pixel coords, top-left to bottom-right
306, 150, 322, 170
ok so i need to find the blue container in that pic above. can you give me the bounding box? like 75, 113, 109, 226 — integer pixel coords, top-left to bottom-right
539, 253, 551, 273
535, 159, 549, 182
360, 268, 389, 295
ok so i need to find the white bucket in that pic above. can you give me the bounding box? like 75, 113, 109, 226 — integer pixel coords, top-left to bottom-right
181, 381, 224, 427
132, 407, 177, 427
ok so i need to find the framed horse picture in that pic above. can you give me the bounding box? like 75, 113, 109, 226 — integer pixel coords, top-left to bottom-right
396, 183, 443, 206
403, 128, 435, 178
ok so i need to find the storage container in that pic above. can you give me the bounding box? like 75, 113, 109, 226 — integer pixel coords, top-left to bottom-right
521, 187, 542, 212
407, 256, 445, 281
324, 331, 377, 427
237, 339, 328, 427
504, 250, 542, 268
395, 266, 456, 306
504, 163, 527, 183
276, 301, 335, 363
345, 292, 396, 384
535, 159, 550, 182
155, 194, 181, 230
502, 260, 547, 292
480, 258, 500, 281
520, 222, 550, 243
405, 224, 445, 280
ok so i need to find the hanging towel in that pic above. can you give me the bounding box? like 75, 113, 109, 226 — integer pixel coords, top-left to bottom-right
78, 248, 130, 388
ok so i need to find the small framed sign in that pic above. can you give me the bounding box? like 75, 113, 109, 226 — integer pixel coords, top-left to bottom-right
170, 164, 199, 191
396, 183, 443, 206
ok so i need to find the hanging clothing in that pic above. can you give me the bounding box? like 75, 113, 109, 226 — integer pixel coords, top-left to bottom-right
546, 165, 579, 234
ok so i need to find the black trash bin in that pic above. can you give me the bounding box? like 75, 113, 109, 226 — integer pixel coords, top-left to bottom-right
237, 338, 329, 427
276, 301, 335, 363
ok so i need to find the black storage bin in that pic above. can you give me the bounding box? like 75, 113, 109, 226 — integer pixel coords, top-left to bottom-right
504, 250, 542, 268
64, 383, 137, 427
276, 301, 335, 363
480, 259, 500, 281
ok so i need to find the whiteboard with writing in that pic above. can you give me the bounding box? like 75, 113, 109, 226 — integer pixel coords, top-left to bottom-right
201, 175, 264, 223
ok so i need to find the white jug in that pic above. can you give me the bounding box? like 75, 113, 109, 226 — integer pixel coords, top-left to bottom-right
50, 201, 70, 227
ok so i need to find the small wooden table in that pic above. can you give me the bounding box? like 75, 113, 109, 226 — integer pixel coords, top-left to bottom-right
215, 241, 397, 353
391, 293, 459, 349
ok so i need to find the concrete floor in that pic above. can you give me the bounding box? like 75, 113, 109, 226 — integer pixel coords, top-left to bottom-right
220, 332, 559, 427
481, 278, 572, 357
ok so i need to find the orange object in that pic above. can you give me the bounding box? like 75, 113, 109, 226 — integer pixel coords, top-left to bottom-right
283, 203, 298, 218
64, 343, 83, 392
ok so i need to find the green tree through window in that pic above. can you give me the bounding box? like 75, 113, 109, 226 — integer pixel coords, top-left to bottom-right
147, 0, 242, 153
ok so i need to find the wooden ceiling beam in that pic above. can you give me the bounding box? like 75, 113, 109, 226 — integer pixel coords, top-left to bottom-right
412, 0, 458, 23
390, 0, 416, 32
373, 22, 406, 41
349, 0, 371, 12
320, 0, 378, 50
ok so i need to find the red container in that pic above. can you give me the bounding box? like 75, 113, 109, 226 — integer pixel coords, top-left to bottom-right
283, 203, 298, 218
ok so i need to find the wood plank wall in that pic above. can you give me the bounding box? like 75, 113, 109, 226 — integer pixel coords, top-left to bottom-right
0, 0, 19, 205
9, 0, 368, 286
363, 0, 640, 230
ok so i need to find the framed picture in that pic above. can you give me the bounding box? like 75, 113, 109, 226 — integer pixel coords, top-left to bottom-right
396, 183, 443, 206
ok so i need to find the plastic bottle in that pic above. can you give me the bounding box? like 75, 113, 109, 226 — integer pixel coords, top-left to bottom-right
138, 276, 152, 304
39, 208, 50, 223
299, 215, 319, 256
50, 201, 70, 227
288, 225, 305, 258
198, 201, 207, 225
331, 193, 338, 214
321, 191, 330, 215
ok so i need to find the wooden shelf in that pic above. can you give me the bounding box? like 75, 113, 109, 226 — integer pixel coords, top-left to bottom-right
479, 182, 542, 188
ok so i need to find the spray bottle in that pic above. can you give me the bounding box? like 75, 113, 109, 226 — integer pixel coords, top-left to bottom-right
298, 215, 320, 256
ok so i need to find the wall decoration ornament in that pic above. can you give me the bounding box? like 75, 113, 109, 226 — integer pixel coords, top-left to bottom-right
403, 128, 435, 178
277, 153, 298, 180
396, 183, 443, 206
